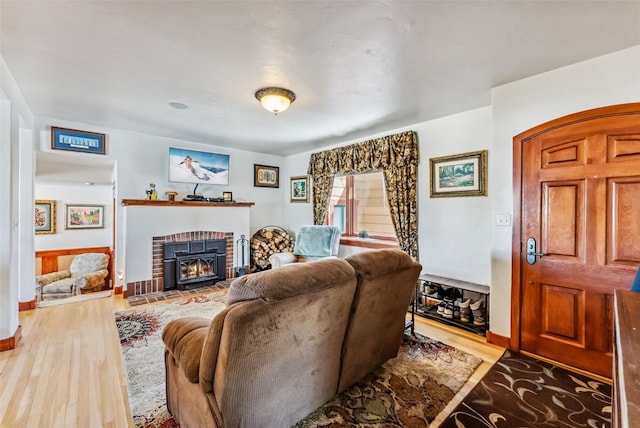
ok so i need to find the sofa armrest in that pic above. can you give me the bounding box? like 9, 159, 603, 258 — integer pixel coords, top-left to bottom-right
163, 317, 211, 383
36, 270, 71, 287
269, 252, 299, 268
75, 269, 109, 293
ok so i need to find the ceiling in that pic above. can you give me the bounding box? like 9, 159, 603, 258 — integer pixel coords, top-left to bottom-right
2, 1, 640, 183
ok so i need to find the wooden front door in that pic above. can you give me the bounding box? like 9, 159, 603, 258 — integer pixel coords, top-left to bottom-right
514, 103, 640, 378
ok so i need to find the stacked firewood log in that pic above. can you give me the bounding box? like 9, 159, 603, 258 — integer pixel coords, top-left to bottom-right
250, 226, 294, 271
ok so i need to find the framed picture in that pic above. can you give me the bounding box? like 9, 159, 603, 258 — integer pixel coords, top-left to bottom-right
223, 191, 233, 202
430, 150, 487, 197
65, 204, 105, 229
169, 147, 230, 185
35, 200, 56, 234
254, 164, 279, 188
51, 126, 106, 155
290, 175, 310, 203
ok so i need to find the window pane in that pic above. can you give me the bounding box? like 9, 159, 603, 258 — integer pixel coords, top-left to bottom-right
326, 176, 347, 232
325, 172, 397, 240
353, 172, 396, 238
333, 205, 346, 232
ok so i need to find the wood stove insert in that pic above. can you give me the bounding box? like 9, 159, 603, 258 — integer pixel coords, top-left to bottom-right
163, 239, 226, 290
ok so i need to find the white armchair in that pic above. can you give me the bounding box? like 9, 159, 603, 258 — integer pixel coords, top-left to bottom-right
269, 225, 341, 268
37, 253, 109, 300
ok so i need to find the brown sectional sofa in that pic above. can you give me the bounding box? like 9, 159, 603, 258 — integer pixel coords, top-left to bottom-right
162, 248, 422, 428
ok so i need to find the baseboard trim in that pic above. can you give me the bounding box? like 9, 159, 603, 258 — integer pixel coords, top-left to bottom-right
0, 325, 22, 352
486, 330, 510, 349
18, 300, 37, 311
114, 286, 123, 295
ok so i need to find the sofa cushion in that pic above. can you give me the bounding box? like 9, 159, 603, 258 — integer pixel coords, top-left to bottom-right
41, 277, 75, 294
70, 253, 109, 276
36, 270, 71, 287
226, 257, 355, 305
211, 268, 358, 428
345, 248, 419, 278
338, 248, 422, 392
162, 316, 212, 383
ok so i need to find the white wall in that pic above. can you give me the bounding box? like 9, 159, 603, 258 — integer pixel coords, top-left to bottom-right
17, 124, 35, 302
34, 183, 113, 251
0, 55, 34, 340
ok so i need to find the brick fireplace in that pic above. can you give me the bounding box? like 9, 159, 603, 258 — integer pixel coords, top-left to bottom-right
127, 231, 233, 296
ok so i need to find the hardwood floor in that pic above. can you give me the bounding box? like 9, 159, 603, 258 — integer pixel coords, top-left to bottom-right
0, 294, 504, 428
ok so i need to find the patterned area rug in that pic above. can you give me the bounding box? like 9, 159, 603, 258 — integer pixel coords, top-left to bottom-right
438, 350, 612, 428
295, 335, 482, 428
116, 292, 482, 428
115, 291, 228, 427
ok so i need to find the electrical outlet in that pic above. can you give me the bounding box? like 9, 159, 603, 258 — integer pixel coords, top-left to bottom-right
496, 213, 512, 226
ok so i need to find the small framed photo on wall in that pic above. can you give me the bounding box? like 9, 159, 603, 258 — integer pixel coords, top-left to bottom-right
65, 204, 104, 229
290, 175, 310, 203
254, 164, 279, 188
35, 200, 56, 234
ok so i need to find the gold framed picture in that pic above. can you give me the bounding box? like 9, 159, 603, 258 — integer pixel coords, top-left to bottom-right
430, 150, 487, 197
35, 200, 56, 234
290, 175, 310, 203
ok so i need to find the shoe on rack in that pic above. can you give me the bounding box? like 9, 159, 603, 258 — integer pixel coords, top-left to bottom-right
470, 300, 486, 326
426, 284, 444, 299
443, 302, 455, 319
459, 299, 472, 323
453, 300, 461, 319
437, 300, 447, 315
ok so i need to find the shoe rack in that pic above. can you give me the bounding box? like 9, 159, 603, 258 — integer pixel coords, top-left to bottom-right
414, 273, 490, 336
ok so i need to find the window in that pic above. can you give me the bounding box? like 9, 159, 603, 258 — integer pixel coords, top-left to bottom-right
325, 171, 397, 241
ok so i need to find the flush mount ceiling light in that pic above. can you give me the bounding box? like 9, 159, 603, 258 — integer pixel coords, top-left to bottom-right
255, 87, 296, 115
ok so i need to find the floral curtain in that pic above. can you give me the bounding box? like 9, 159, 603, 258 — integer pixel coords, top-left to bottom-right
307, 130, 419, 258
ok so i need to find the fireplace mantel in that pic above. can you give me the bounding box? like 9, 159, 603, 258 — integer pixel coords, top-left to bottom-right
122, 199, 254, 207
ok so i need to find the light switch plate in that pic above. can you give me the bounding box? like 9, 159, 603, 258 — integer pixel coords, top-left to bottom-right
496, 213, 512, 226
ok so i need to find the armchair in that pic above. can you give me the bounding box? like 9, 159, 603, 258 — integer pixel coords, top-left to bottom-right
269, 225, 341, 268
37, 253, 109, 300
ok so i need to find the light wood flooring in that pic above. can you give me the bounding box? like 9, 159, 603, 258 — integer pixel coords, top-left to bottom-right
0, 294, 505, 428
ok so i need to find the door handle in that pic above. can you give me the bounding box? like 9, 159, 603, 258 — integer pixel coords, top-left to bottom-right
526, 237, 545, 265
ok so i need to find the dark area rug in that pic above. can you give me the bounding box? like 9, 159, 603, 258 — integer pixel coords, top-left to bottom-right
438, 350, 612, 428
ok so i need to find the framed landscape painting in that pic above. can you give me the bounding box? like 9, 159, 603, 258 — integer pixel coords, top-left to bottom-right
65, 204, 104, 229
430, 150, 487, 197
35, 200, 56, 234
